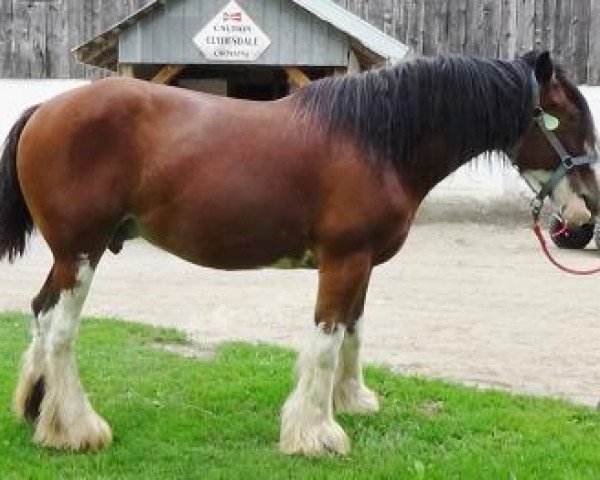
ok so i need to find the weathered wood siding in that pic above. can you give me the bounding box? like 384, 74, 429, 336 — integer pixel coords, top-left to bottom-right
333, 0, 598, 84
1, 0, 599, 83
0, 0, 147, 78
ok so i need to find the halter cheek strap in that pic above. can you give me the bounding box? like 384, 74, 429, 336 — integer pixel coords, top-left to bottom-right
528, 73, 598, 220
527, 72, 600, 275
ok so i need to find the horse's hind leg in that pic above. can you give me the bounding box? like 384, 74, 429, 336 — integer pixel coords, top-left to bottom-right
16, 254, 111, 450
333, 289, 379, 414
280, 251, 371, 456
13, 268, 55, 420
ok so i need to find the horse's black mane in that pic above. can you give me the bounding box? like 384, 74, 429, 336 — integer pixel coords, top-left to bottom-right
295, 53, 591, 171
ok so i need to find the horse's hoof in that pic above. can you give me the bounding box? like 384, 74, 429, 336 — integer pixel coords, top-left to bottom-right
279, 419, 350, 456
34, 410, 112, 451
334, 380, 379, 414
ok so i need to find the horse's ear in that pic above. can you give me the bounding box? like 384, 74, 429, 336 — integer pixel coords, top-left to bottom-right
534, 51, 553, 85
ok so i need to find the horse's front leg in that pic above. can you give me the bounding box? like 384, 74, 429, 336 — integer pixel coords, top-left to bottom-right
333, 313, 380, 414
280, 250, 371, 456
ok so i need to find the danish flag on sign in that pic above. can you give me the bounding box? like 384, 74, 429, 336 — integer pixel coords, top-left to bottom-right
223, 11, 242, 22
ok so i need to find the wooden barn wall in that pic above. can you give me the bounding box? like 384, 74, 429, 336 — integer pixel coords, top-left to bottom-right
334, 0, 599, 84
0, 0, 147, 78
0, 0, 599, 83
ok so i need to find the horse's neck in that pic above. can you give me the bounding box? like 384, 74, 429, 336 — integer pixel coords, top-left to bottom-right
390, 57, 531, 160
399, 130, 511, 203
396, 70, 531, 198
296, 56, 532, 200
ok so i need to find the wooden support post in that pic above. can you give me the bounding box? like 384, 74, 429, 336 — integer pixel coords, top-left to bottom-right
118, 64, 134, 77
285, 67, 310, 87
151, 65, 184, 84
588, 0, 600, 84
347, 49, 361, 74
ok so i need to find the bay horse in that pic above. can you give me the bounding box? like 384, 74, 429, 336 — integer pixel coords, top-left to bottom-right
1, 51, 598, 456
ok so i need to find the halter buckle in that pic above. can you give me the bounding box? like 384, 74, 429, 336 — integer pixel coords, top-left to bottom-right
531, 197, 543, 221
562, 156, 574, 171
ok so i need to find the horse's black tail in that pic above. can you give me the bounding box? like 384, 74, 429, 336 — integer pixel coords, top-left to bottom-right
0, 105, 40, 262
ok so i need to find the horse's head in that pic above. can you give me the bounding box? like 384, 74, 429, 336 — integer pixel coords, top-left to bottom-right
514, 51, 598, 226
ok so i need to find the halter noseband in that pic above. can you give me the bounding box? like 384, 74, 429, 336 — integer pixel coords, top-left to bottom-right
527, 72, 600, 276
528, 72, 598, 220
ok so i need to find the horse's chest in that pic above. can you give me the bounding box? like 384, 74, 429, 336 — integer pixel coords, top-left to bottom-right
369, 197, 416, 265
372, 227, 410, 265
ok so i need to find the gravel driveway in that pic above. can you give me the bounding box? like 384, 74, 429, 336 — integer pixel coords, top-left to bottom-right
2, 222, 599, 406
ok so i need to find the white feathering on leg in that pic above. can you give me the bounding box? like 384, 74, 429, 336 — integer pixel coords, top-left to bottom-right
333, 317, 379, 414
13, 311, 50, 418
34, 257, 112, 451
280, 322, 349, 456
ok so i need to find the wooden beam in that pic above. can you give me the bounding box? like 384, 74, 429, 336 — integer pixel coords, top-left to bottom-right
151, 65, 184, 84
118, 64, 134, 77
285, 67, 310, 87
83, 39, 117, 65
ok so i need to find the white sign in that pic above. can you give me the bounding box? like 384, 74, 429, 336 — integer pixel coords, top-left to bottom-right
193, 1, 271, 62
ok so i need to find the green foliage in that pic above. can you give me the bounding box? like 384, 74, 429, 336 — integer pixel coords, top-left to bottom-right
1, 313, 600, 479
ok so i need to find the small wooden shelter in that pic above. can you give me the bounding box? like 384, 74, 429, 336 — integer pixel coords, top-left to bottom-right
73, 0, 408, 98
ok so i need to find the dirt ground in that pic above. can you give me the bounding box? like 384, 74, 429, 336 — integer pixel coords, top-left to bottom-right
2, 209, 600, 407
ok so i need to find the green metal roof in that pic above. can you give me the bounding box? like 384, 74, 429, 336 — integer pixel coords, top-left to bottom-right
292, 0, 408, 63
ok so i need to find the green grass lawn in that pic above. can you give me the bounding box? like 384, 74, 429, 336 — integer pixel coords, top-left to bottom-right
2, 313, 600, 479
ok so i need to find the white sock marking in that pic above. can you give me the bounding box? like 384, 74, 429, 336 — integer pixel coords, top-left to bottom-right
280, 322, 349, 455
334, 317, 379, 414
33, 257, 112, 450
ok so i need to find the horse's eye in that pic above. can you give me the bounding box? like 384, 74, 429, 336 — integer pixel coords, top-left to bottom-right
561, 110, 581, 125
572, 112, 585, 126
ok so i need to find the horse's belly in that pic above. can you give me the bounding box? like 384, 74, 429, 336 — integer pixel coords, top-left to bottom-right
144, 236, 309, 270
138, 212, 311, 270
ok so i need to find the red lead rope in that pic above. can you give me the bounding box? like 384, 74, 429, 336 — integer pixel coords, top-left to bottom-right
533, 221, 600, 275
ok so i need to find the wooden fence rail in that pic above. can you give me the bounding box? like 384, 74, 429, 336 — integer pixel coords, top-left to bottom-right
1, 0, 599, 83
